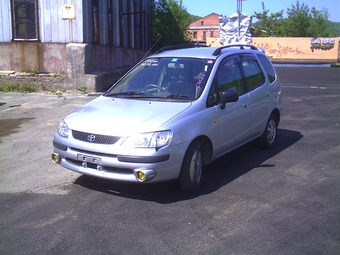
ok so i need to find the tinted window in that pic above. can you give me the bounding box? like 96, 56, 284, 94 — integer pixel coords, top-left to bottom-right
257, 54, 276, 83
217, 55, 244, 95
241, 55, 265, 92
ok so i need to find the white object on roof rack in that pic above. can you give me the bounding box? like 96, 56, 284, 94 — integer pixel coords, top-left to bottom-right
218, 13, 252, 46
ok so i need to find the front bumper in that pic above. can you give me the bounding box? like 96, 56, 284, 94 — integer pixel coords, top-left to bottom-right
52, 134, 188, 183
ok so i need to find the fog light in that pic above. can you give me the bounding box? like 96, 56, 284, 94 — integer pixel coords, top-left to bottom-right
137, 171, 146, 181
51, 153, 60, 164
134, 169, 156, 182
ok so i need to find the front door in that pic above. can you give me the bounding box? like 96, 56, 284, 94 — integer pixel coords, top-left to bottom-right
213, 55, 253, 156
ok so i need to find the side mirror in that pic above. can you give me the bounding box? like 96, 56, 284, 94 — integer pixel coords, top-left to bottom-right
220, 90, 239, 109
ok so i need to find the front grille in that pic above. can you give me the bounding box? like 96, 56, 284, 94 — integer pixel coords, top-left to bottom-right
72, 130, 121, 145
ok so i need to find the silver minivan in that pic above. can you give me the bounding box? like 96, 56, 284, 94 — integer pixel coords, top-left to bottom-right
52, 45, 282, 192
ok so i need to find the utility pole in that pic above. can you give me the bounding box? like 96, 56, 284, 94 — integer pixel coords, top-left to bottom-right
237, 0, 246, 37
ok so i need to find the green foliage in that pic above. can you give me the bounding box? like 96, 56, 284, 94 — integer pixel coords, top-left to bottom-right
285, 1, 311, 36
253, 2, 284, 36
253, 1, 334, 37
22, 69, 39, 76
152, 0, 192, 51
76, 86, 87, 93
0, 82, 36, 93
0, 81, 71, 95
189, 14, 202, 23
327, 21, 340, 37
308, 7, 331, 37
331, 63, 340, 67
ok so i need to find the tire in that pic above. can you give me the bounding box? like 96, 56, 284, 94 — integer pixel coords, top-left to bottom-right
259, 114, 278, 149
179, 141, 203, 192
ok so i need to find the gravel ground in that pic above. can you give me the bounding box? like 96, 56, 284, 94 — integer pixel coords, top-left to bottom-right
0, 92, 96, 194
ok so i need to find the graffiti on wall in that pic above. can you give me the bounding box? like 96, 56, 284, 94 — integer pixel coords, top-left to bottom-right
310, 38, 335, 51
251, 42, 305, 57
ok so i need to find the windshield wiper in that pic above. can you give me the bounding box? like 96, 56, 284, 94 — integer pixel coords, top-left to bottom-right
165, 94, 194, 100
105, 91, 154, 98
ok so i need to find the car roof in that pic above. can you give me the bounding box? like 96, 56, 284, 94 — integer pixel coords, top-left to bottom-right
151, 44, 266, 59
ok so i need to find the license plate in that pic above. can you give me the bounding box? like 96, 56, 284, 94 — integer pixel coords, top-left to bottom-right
77, 154, 102, 165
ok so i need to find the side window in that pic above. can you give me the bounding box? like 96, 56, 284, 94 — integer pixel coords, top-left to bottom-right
216, 56, 244, 95
257, 54, 276, 83
206, 83, 218, 107
241, 55, 265, 92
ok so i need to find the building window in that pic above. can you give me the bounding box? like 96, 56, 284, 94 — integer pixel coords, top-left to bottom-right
11, 0, 39, 41
193, 31, 197, 39
201, 21, 204, 25
210, 31, 214, 37
92, 0, 100, 44
203, 31, 206, 41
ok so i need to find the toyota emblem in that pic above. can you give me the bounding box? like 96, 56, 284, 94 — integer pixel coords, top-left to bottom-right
87, 134, 96, 142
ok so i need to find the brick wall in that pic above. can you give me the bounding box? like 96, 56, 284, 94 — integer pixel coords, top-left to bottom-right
187, 13, 220, 43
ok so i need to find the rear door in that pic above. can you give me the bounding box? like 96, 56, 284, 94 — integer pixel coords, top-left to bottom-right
240, 54, 271, 138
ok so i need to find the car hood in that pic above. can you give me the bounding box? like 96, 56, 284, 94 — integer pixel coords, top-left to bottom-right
64, 96, 191, 136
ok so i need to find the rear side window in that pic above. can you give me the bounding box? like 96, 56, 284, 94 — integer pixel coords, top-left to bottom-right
257, 54, 276, 83
241, 55, 265, 92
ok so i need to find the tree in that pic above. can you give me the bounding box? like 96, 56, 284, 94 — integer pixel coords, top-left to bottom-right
308, 7, 331, 37
252, 1, 332, 37
253, 2, 284, 37
152, 0, 192, 51
285, 1, 311, 36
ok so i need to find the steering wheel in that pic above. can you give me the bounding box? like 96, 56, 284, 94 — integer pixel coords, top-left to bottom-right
144, 84, 160, 93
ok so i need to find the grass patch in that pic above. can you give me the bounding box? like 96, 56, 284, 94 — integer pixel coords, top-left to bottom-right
0, 82, 68, 95
76, 86, 87, 93
0, 82, 36, 93
330, 62, 340, 67
22, 69, 39, 76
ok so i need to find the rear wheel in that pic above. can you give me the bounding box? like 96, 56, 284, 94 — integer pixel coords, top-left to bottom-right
179, 141, 203, 192
259, 114, 278, 149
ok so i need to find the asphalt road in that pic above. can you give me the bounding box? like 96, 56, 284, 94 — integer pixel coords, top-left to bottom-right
0, 67, 339, 255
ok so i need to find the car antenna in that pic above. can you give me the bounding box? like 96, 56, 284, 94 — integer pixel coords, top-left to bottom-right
142, 36, 162, 59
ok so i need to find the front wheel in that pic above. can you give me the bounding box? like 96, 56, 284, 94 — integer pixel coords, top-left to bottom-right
179, 141, 203, 192
259, 114, 278, 149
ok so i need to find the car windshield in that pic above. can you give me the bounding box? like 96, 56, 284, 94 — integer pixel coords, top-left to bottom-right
105, 57, 215, 100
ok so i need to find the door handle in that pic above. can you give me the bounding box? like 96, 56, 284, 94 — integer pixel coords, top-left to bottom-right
243, 103, 249, 108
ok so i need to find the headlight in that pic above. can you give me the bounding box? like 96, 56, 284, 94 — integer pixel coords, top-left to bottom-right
58, 120, 69, 138
122, 131, 172, 149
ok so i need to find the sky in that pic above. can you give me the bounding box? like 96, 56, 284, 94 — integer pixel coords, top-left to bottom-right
182, 0, 340, 22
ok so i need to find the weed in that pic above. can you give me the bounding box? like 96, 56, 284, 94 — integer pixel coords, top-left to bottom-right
22, 69, 39, 76
0, 82, 36, 93
76, 86, 87, 93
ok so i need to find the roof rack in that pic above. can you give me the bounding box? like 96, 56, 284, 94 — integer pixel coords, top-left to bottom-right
155, 44, 209, 54
212, 44, 258, 56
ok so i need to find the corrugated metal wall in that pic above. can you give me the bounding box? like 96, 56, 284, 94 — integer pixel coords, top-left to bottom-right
0, 0, 153, 84
39, 0, 84, 43
0, 1, 12, 42
0, 0, 152, 49
0, 0, 83, 43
